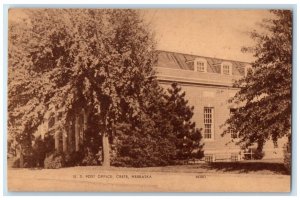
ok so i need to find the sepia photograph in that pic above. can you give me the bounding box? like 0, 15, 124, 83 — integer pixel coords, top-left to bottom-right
6, 7, 292, 193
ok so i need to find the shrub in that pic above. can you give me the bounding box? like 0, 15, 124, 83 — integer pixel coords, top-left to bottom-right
64, 150, 85, 167
11, 154, 37, 168
111, 130, 177, 167
15, 135, 55, 168
44, 151, 65, 169
12, 158, 20, 168
253, 150, 265, 160
81, 147, 99, 166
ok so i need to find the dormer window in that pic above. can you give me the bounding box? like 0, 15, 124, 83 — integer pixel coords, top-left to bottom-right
244, 64, 252, 76
194, 58, 207, 73
221, 62, 232, 75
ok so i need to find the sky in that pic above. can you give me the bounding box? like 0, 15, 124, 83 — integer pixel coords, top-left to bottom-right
9, 9, 273, 63
142, 9, 272, 62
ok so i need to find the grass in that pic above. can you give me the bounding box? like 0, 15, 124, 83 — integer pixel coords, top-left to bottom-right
7, 162, 291, 192
8, 157, 290, 175
203, 161, 289, 175
46, 159, 289, 176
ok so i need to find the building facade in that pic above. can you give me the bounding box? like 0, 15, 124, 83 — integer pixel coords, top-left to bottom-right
155, 50, 285, 162
34, 50, 285, 162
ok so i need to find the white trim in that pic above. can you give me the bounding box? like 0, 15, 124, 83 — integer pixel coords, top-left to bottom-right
203, 107, 214, 141
204, 149, 241, 154
157, 75, 234, 87
221, 61, 233, 75
194, 58, 207, 73
154, 66, 244, 78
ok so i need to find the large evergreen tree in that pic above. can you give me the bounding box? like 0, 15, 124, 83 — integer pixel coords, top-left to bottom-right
112, 82, 204, 167
223, 10, 292, 152
165, 83, 204, 160
111, 80, 177, 167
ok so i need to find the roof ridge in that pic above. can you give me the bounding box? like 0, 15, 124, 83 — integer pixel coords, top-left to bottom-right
156, 49, 251, 65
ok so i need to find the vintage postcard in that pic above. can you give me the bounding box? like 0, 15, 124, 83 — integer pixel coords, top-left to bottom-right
6, 8, 292, 192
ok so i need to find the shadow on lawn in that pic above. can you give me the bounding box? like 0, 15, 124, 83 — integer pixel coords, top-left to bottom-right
203, 161, 289, 175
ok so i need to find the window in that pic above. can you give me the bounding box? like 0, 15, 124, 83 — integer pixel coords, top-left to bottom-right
204, 107, 214, 139
221, 62, 232, 75
231, 153, 239, 162
196, 62, 205, 72
194, 58, 207, 72
205, 154, 214, 162
273, 141, 278, 148
229, 108, 237, 139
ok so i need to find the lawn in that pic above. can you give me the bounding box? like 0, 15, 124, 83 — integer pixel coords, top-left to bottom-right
72, 159, 288, 175
7, 159, 290, 192
8, 158, 289, 175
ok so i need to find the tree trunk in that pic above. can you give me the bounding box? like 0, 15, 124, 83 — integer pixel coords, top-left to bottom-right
68, 121, 73, 152
19, 146, 24, 168
55, 131, 60, 151
75, 114, 80, 151
102, 133, 110, 167
62, 130, 67, 153
83, 109, 88, 132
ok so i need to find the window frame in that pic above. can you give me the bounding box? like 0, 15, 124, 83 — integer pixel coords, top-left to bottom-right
205, 154, 214, 162
194, 58, 207, 73
221, 61, 232, 75
203, 107, 214, 140
231, 153, 239, 162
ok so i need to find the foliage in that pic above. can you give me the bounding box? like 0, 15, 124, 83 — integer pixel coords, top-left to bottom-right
81, 147, 100, 166
165, 83, 204, 160
283, 137, 291, 174
63, 150, 84, 167
252, 149, 265, 160
11, 155, 34, 168
9, 9, 203, 168
31, 135, 54, 167
12, 158, 20, 168
8, 9, 157, 166
111, 81, 177, 167
44, 151, 65, 169
112, 83, 204, 167
223, 10, 292, 152
80, 119, 103, 165
10, 135, 54, 168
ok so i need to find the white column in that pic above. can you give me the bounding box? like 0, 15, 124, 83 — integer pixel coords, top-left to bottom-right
62, 130, 67, 152
54, 112, 60, 151
68, 121, 72, 152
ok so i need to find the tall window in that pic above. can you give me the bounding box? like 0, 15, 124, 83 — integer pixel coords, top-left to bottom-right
194, 58, 207, 72
223, 65, 230, 75
204, 107, 214, 139
221, 62, 232, 75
